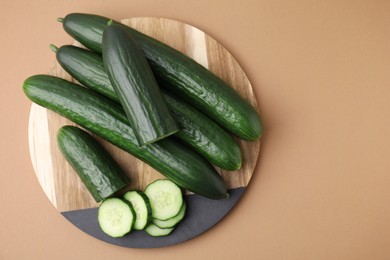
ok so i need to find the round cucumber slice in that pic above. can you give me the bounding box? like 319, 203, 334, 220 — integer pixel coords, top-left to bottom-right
144, 179, 183, 220
145, 224, 175, 237
123, 190, 152, 230
153, 202, 186, 229
98, 197, 135, 237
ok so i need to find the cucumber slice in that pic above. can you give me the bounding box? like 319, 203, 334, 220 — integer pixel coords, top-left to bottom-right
123, 191, 152, 230
153, 201, 186, 229
144, 179, 183, 220
98, 198, 135, 237
145, 224, 175, 237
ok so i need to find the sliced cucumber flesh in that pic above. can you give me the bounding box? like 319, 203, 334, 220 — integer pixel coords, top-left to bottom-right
98, 198, 135, 237
144, 179, 183, 220
123, 191, 152, 230
145, 224, 175, 237
153, 201, 186, 229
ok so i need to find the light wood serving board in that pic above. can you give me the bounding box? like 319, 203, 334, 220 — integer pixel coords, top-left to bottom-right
28, 17, 261, 213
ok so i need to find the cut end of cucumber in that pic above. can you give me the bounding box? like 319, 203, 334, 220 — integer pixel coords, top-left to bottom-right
140, 129, 180, 146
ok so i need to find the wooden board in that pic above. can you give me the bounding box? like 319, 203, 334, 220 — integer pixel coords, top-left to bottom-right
28, 17, 261, 212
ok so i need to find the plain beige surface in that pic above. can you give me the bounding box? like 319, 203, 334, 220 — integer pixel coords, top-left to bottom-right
1, 0, 390, 259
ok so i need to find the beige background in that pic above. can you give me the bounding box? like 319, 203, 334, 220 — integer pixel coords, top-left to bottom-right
1, 0, 390, 259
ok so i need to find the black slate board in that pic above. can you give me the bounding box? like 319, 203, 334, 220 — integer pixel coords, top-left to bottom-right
62, 187, 245, 248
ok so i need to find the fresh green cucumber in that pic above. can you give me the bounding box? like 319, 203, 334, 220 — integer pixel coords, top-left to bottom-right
51, 44, 242, 170
145, 224, 175, 237
98, 197, 136, 237
162, 91, 242, 170
144, 179, 183, 221
56, 125, 129, 202
23, 75, 228, 199
153, 201, 186, 229
123, 191, 152, 230
50, 44, 118, 102
59, 13, 263, 141
102, 24, 179, 146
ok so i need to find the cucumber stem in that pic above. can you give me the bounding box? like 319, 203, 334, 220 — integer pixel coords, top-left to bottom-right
57, 17, 64, 23
49, 44, 58, 53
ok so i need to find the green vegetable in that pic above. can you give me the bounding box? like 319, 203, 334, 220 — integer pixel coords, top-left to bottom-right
102, 24, 179, 146
51, 44, 242, 170
57, 125, 129, 202
59, 13, 263, 140
144, 179, 183, 221
145, 223, 174, 237
153, 201, 186, 229
98, 197, 136, 237
23, 75, 228, 199
123, 191, 152, 230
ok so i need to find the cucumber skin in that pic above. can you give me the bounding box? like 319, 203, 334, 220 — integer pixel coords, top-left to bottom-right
55, 45, 242, 170
61, 13, 263, 141
56, 46, 118, 101
23, 75, 228, 199
163, 91, 242, 170
102, 24, 179, 146
57, 126, 129, 202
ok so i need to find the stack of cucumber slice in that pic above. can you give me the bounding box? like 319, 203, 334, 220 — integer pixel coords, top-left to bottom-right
98, 179, 186, 237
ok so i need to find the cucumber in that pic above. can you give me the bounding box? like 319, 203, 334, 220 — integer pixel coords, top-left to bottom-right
59, 13, 263, 141
153, 201, 186, 229
102, 24, 179, 146
98, 197, 136, 237
162, 91, 242, 170
51, 44, 242, 170
123, 191, 152, 230
50, 44, 118, 102
23, 75, 228, 199
144, 179, 183, 221
145, 224, 175, 237
57, 125, 130, 202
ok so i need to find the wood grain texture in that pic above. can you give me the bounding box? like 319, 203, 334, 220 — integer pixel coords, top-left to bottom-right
28, 18, 261, 212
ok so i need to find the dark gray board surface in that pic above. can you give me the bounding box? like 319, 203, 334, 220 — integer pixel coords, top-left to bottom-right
62, 187, 245, 248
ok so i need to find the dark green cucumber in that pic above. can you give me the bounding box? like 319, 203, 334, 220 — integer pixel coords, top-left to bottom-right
50, 44, 118, 101
57, 125, 129, 202
23, 75, 228, 199
60, 13, 263, 141
163, 91, 242, 170
52, 44, 242, 170
102, 24, 179, 146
